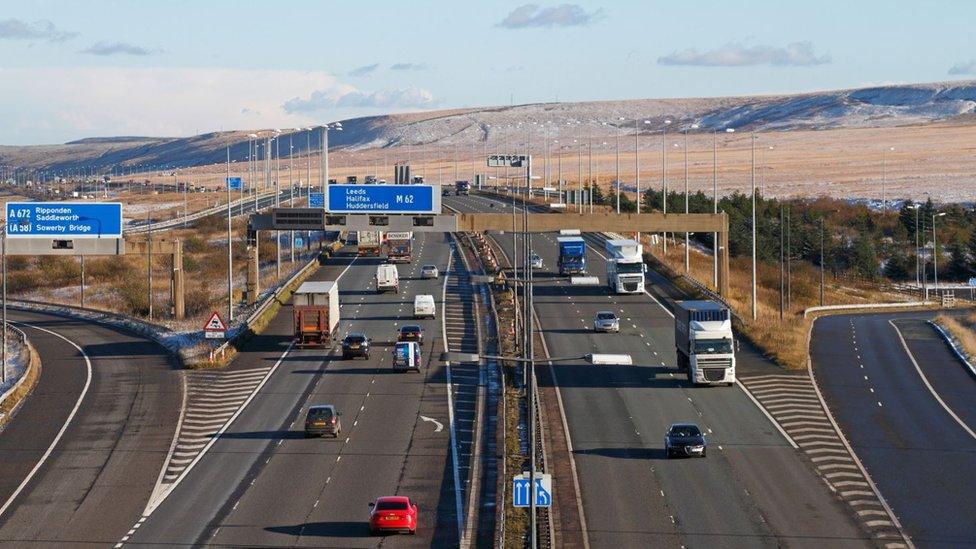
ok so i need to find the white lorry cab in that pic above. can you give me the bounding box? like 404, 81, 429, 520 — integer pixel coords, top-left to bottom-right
413, 294, 436, 319
376, 264, 399, 293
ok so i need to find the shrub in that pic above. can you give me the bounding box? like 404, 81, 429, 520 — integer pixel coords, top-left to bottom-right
183, 235, 208, 254
116, 278, 149, 316
85, 257, 134, 282
184, 287, 214, 317
7, 272, 39, 294
36, 256, 81, 287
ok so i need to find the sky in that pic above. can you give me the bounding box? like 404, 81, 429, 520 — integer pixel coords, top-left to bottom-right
1, 0, 974, 145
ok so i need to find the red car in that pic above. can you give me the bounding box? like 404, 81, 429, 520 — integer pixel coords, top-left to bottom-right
368, 496, 418, 535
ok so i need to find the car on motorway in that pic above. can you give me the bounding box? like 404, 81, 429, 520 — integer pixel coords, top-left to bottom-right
530, 253, 544, 269
397, 324, 424, 345
304, 405, 342, 438
420, 264, 439, 279
341, 332, 371, 360
442, 187, 452, 196
664, 423, 707, 458
368, 495, 418, 535
593, 311, 620, 333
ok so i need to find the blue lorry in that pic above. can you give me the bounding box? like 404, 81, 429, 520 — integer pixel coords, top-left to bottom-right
557, 236, 587, 275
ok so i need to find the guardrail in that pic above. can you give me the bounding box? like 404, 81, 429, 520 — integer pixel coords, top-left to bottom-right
802, 301, 934, 318
124, 188, 296, 234
0, 325, 33, 408
207, 237, 340, 363
928, 320, 976, 378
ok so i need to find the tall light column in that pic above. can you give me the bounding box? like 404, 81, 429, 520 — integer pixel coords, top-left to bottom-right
662, 119, 672, 254
751, 133, 758, 320
882, 146, 894, 213
684, 124, 699, 272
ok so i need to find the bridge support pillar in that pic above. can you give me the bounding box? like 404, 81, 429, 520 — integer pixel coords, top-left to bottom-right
246, 237, 260, 305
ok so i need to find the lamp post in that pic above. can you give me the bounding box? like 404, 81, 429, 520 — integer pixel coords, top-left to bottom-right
751, 133, 758, 320
684, 124, 699, 272
820, 216, 826, 307
636, 119, 651, 242
226, 146, 233, 322
713, 128, 734, 288
932, 212, 946, 300
615, 117, 624, 214
662, 119, 672, 254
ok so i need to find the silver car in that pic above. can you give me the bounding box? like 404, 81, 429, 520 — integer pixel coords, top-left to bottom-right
530, 253, 543, 269
420, 264, 439, 279
593, 311, 620, 333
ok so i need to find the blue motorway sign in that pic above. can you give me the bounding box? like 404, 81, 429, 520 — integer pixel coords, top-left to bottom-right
226, 177, 242, 190
512, 473, 552, 508
5, 202, 122, 239
309, 192, 325, 208
294, 236, 304, 248
326, 184, 440, 214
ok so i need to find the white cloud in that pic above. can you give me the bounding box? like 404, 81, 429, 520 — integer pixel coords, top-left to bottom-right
80, 41, 157, 56
658, 41, 830, 67
497, 3, 605, 29
0, 18, 76, 42
390, 62, 428, 71
284, 86, 437, 113
0, 67, 356, 144
348, 63, 380, 77
948, 61, 976, 76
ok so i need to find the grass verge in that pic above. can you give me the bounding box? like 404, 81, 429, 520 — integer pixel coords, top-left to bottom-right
934, 312, 976, 361
0, 342, 41, 429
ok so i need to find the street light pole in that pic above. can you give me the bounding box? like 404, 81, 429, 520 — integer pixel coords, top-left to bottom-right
882, 147, 894, 213
820, 217, 825, 307
662, 119, 671, 254
751, 133, 758, 320
226, 146, 233, 322
933, 212, 946, 300
684, 125, 698, 272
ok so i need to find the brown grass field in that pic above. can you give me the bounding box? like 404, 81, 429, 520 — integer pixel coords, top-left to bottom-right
129, 120, 976, 204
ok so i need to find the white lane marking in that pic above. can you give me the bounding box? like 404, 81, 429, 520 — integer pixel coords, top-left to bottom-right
888, 319, 976, 440
440, 245, 465, 541
140, 252, 361, 519
420, 415, 445, 433
0, 322, 93, 520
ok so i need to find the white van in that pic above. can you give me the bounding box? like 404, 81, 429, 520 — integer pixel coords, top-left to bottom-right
414, 294, 436, 319
376, 264, 399, 293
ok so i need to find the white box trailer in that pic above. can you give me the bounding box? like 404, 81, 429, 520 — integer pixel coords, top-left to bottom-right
605, 239, 646, 294
293, 281, 340, 347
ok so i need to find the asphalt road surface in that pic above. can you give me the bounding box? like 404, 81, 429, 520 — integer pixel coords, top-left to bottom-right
447, 193, 869, 549
0, 309, 180, 546
125, 232, 467, 547
812, 312, 976, 547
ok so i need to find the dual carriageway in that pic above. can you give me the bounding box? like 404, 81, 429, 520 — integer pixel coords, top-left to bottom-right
0, 190, 972, 547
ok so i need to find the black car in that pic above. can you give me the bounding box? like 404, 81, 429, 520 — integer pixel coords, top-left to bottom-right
397, 324, 424, 345
664, 423, 707, 458
342, 332, 371, 359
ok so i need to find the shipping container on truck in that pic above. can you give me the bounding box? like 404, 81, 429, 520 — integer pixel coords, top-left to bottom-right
385, 231, 414, 263
556, 235, 587, 275
357, 230, 384, 257
673, 300, 736, 386
293, 281, 340, 348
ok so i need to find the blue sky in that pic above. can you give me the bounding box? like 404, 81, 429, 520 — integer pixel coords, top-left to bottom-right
1, 0, 974, 145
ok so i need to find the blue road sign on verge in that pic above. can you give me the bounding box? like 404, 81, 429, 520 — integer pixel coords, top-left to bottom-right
513, 473, 552, 508
226, 177, 242, 190
294, 237, 303, 248
326, 184, 439, 214
5, 202, 122, 238
309, 192, 325, 208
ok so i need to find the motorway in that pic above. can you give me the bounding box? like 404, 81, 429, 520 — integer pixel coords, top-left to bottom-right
812, 312, 976, 547
446, 193, 870, 548
0, 309, 179, 546
124, 231, 477, 547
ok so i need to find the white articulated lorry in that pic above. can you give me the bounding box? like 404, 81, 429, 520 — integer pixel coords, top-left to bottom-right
605, 239, 646, 294
674, 300, 736, 386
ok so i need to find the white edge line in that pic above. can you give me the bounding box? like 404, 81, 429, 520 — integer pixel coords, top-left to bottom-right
141, 252, 359, 517
0, 322, 93, 520
807, 317, 914, 549
441, 244, 465, 543
889, 320, 976, 440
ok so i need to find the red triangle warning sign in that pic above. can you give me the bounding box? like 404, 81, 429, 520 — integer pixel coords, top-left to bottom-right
204, 311, 228, 331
